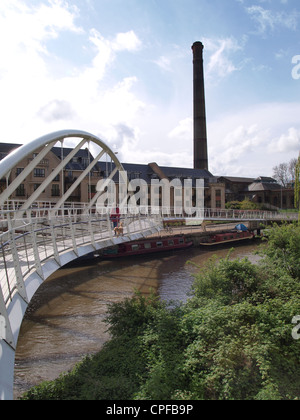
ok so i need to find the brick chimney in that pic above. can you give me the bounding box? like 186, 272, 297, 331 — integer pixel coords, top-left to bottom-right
192, 41, 208, 170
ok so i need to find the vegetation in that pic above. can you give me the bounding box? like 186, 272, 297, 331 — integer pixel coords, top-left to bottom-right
295, 156, 300, 215
273, 158, 297, 188
225, 199, 265, 210
21, 223, 300, 400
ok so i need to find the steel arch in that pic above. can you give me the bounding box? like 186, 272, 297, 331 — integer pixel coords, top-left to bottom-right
0, 129, 125, 210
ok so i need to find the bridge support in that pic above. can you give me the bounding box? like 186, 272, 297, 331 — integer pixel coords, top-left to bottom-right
0, 340, 15, 400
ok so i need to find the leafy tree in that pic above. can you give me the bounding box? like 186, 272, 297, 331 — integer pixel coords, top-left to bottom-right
295, 156, 300, 216
273, 158, 297, 187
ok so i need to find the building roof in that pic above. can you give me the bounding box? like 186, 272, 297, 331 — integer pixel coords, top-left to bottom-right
159, 165, 214, 180
217, 176, 255, 184
247, 177, 283, 192
51, 146, 103, 172
97, 161, 215, 187
0, 143, 22, 161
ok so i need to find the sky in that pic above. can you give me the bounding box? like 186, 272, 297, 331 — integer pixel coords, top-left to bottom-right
0, 0, 300, 178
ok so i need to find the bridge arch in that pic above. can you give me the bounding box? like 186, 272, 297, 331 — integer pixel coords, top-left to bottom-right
0, 129, 127, 211
0, 130, 162, 400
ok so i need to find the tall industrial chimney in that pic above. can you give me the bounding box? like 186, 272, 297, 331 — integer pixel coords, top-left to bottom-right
192, 41, 208, 170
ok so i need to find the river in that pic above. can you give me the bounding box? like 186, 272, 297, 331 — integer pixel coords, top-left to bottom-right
13, 242, 260, 399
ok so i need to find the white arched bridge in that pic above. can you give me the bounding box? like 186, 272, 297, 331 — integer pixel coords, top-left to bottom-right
0, 130, 298, 400
0, 130, 163, 400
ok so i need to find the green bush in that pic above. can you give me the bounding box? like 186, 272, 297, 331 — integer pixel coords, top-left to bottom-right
226, 200, 262, 210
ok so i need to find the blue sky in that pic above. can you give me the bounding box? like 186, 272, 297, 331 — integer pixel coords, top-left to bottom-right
0, 0, 300, 177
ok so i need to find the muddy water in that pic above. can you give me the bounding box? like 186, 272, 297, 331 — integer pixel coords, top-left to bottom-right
14, 242, 260, 399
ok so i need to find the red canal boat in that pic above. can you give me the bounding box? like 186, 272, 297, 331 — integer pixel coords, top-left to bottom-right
100, 235, 193, 258
199, 230, 254, 246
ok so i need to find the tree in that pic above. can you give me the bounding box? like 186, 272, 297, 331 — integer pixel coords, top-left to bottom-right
295, 156, 300, 223
273, 158, 298, 187
273, 162, 289, 187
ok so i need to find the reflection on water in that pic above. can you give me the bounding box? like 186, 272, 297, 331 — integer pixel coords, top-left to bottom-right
14, 242, 260, 399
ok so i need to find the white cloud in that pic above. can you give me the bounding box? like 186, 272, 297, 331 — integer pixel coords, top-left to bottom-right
246, 5, 300, 33
270, 127, 300, 153
0, 0, 145, 155
208, 102, 300, 177
112, 30, 142, 52
0, 0, 82, 62
38, 99, 76, 122
168, 118, 192, 141
154, 56, 173, 73
85, 28, 142, 82
0, 0, 83, 137
203, 37, 244, 81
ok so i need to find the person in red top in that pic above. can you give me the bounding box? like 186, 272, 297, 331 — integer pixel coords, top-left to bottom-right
110, 207, 120, 233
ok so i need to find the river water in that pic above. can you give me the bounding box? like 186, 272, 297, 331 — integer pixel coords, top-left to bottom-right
13, 242, 260, 399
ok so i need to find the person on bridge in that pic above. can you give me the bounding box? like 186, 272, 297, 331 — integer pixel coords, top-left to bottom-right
110, 207, 120, 233
114, 222, 124, 237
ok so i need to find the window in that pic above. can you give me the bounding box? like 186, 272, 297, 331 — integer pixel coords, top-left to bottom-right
51, 184, 60, 197
34, 168, 45, 178
16, 184, 25, 196
16, 168, 24, 176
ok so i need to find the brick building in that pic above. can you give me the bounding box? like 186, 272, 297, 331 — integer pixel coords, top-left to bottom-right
218, 175, 294, 210
0, 143, 225, 210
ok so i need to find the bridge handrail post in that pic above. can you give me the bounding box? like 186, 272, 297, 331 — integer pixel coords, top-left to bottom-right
49, 218, 61, 266
106, 212, 113, 241
8, 227, 29, 303
87, 209, 96, 250
0, 239, 12, 304
29, 223, 44, 281
125, 212, 131, 235
68, 208, 79, 256
0, 287, 15, 349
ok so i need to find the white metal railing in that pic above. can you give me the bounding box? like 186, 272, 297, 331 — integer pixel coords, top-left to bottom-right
0, 204, 162, 308
150, 206, 298, 221
201, 208, 299, 221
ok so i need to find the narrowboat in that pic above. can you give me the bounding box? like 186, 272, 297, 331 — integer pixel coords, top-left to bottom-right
199, 230, 254, 246
100, 235, 193, 258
